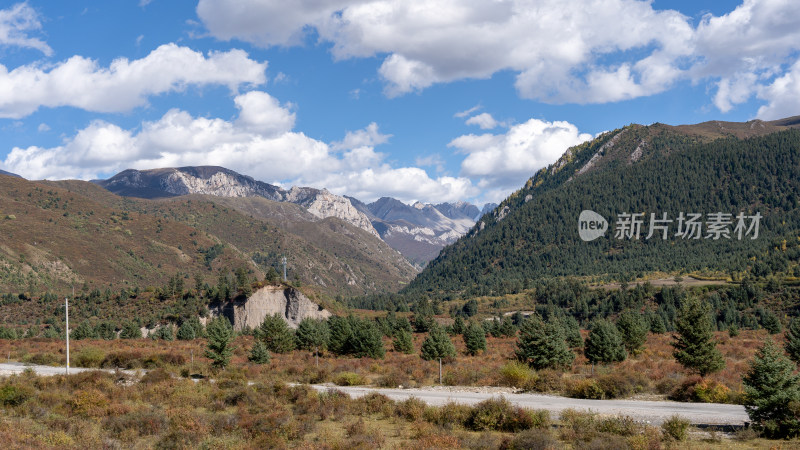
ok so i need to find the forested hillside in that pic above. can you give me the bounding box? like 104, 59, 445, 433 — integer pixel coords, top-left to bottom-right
404, 125, 800, 299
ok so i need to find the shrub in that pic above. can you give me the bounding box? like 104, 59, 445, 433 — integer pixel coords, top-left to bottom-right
423, 402, 471, 428
141, 368, 172, 384
566, 378, 604, 399
499, 361, 535, 389
669, 377, 731, 403
510, 429, 558, 450
0, 384, 30, 406
73, 347, 106, 368
466, 397, 535, 432
595, 415, 639, 436
334, 371, 364, 386
396, 397, 426, 422
661, 415, 690, 441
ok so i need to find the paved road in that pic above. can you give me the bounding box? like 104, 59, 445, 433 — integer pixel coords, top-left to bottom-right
309, 385, 749, 426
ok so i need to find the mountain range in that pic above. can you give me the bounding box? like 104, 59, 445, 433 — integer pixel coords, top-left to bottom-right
94, 166, 494, 267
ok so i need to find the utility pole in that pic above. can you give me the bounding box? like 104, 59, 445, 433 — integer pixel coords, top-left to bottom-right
65, 286, 72, 376
282, 255, 287, 282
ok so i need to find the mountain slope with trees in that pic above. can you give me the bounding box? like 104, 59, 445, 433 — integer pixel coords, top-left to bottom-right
405, 118, 800, 299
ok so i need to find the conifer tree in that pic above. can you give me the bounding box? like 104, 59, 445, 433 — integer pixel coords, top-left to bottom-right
248, 340, 271, 364
463, 321, 487, 356
743, 340, 800, 438
256, 314, 296, 353
205, 316, 234, 370
671, 296, 724, 377
785, 318, 800, 364
328, 316, 354, 355
452, 315, 465, 335
616, 310, 648, 355
296, 318, 329, 367
421, 325, 456, 383
393, 327, 414, 354
350, 319, 385, 359
584, 320, 627, 364
177, 317, 203, 340
515, 315, 575, 370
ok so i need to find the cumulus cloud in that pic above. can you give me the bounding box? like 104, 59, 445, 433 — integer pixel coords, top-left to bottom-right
0, 43, 267, 118
756, 58, 800, 119
196, 0, 800, 116
197, 0, 693, 103
331, 122, 391, 150
1, 92, 475, 204
450, 118, 592, 193
0, 3, 52, 56
465, 112, 502, 130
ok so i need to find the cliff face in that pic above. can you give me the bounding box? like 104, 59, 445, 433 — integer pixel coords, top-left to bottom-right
211, 285, 332, 330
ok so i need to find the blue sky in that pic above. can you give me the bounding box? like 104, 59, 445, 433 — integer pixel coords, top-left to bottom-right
0, 1, 798, 205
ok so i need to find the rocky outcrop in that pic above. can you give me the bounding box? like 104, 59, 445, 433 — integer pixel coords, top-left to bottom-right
210, 285, 331, 330
286, 187, 379, 238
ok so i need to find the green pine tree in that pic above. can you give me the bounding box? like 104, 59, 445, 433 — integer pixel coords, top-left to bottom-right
393, 327, 414, 354
463, 321, 487, 356
515, 315, 575, 370
616, 310, 648, 355
248, 339, 271, 364
296, 318, 329, 366
205, 316, 234, 370
256, 314, 296, 353
350, 319, 385, 359
671, 296, 724, 377
420, 326, 456, 361
584, 320, 627, 364
743, 340, 800, 438
785, 318, 800, 364
452, 316, 465, 335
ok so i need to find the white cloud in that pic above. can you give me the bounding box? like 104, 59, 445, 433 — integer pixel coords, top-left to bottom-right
450, 118, 592, 192
0, 3, 52, 56
0, 43, 267, 118
756, 58, 800, 119
693, 0, 800, 115
36, 122, 48, 132
454, 105, 481, 118
197, 0, 693, 103
2, 92, 474, 203
331, 122, 391, 150
465, 112, 502, 130
196, 0, 800, 116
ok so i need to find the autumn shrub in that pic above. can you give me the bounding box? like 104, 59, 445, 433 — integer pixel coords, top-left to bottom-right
396, 396, 427, 422
104, 408, 168, 440
21, 352, 61, 366
530, 369, 564, 392
466, 397, 533, 432
355, 392, 393, 415
510, 428, 559, 450
499, 361, 535, 388
376, 371, 409, 388
423, 401, 471, 429
559, 408, 597, 443
595, 370, 651, 399
317, 389, 351, 421
668, 376, 732, 403
661, 414, 690, 441
595, 415, 639, 436
566, 378, 604, 399
345, 417, 387, 448
0, 383, 31, 406
102, 350, 145, 369
73, 347, 106, 368
70, 388, 109, 417
334, 371, 365, 386
140, 368, 172, 385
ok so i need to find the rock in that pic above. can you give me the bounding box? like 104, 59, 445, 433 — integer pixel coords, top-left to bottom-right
210, 285, 332, 330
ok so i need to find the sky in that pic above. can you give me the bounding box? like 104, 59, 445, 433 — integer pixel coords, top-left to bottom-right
0, 0, 798, 206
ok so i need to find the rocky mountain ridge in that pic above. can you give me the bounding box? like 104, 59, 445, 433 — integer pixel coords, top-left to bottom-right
96, 166, 493, 264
